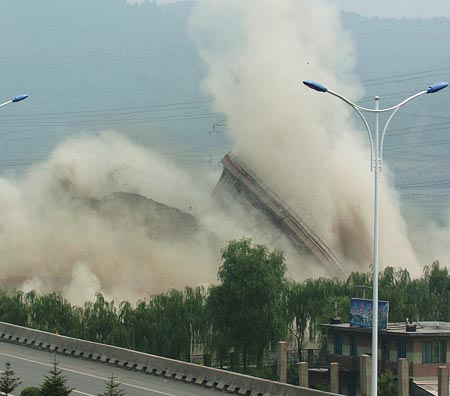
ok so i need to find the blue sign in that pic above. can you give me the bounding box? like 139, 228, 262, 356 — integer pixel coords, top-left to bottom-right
350, 298, 389, 330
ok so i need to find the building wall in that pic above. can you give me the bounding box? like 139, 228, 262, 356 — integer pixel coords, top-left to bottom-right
410, 338, 450, 379
327, 328, 450, 380
328, 330, 372, 360
412, 364, 450, 379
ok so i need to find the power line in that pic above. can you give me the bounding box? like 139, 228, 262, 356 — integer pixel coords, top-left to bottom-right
0, 98, 213, 119
394, 178, 450, 189
362, 72, 450, 88
352, 18, 450, 37
0, 112, 223, 129
385, 138, 450, 150
360, 66, 450, 84
0, 45, 193, 67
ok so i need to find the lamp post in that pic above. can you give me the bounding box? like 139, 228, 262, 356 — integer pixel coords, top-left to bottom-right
0, 94, 28, 109
303, 79, 448, 396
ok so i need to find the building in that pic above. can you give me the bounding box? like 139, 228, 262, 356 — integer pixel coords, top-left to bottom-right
321, 321, 450, 395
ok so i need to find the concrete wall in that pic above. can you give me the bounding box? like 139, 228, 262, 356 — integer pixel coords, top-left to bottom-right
0, 321, 338, 396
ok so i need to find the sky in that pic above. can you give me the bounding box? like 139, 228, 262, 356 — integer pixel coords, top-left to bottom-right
336, 0, 450, 18
0, 0, 449, 299
138, 0, 450, 19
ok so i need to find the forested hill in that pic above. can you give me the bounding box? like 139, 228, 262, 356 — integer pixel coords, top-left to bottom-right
341, 12, 450, 225
0, 0, 202, 103
0, 1, 449, 221
0, 0, 208, 167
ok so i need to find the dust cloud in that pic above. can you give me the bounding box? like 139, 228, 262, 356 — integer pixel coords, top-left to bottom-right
190, 0, 421, 274
0, 132, 228, 304
0, 0, 436, 304
0, 128, 317, 303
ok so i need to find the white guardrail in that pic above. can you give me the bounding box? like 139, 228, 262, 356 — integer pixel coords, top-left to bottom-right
0, 321, 335, 396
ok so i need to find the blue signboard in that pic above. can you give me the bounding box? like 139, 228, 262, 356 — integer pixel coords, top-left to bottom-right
350, 298, 389, 330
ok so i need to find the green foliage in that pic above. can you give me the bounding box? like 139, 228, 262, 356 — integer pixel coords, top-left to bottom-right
0, 239, 449, 383
20, 387, 41, 396
28, 292, 79, 336
132, 286, 208, 360
208, 238, 287, 369
314, 383, 331, 392
82, 293, 119, 344
287, 361, 299, 385
243, 364, 276, 381
0, 291, 28, 326
0, 362, 22, 395
98, 374, 126, 396
424, 261, 450, 321
286, 277, 348, 359
39, 358, 73, 396
378, 370, 398, 396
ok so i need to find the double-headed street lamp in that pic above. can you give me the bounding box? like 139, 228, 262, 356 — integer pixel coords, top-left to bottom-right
0, 94, 28, 109
303, 79, 448, 396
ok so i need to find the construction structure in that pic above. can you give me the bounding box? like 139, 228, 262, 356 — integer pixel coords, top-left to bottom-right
214, 152, 345, 278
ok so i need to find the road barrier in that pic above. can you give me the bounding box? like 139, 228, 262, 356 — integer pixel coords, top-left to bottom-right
0, 321, 336, 396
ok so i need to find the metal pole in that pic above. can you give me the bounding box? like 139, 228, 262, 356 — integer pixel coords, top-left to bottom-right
0, 100, 13, 109
303, 79, 448, 396
372, 96, 380, 396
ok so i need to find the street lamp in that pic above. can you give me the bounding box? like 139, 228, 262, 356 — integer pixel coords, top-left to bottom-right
0, 94, 29, 109
303, 79, 448, 396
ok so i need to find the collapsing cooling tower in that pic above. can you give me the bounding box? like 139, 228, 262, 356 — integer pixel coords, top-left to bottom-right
213, 152, 345, 278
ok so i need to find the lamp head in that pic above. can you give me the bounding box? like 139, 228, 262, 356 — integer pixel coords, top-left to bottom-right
303, 80, 328, 93
427, 82, 448, 94
12, 94, 28, 103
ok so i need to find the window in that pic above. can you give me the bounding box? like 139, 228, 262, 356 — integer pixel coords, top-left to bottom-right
350, 335, 357, 357
422, 341, 446, 363
334, 333, 343, 355
397, 339, 406, 359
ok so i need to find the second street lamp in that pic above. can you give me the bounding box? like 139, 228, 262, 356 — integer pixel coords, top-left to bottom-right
303, 79, 448, 396
0, 94, 29, 109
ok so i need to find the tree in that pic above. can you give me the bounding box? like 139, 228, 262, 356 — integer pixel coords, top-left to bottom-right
378, 370, 397, 396
82, 293, 118, 343
425, 261, 450, 321
29, 292, 79, 336
379, 267, 412, 322
0, 362, 22, 395
39, 358, 73, 396
145, 289, 190, 360
0, 291, 28, 326
286, 276, 348, 361
286, 279, 326, 360
207, 239, 287, 370
184, 286, 209, 361
98, 374, 126, 396
20, 387, 41, 396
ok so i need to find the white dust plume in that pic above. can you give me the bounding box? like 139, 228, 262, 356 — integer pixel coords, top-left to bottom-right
190, 0, 420, 274
0, 132, 224, 303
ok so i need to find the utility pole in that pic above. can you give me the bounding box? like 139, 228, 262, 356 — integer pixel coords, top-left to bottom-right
356, 285, 373, 299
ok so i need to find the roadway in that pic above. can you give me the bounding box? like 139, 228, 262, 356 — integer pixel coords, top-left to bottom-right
0, 341, 221, 396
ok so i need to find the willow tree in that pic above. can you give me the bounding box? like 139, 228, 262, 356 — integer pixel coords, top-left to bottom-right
207, 239, 287, 370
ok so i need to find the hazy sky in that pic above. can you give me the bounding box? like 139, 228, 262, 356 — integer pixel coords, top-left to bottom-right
335, 0, 450, 18
144, 0, 450, 19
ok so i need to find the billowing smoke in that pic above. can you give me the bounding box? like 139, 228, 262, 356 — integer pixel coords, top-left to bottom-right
0, 1, 433, 304
0, 132, 229, 304
0, 128, 325, 304
190, 0, 420, 273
